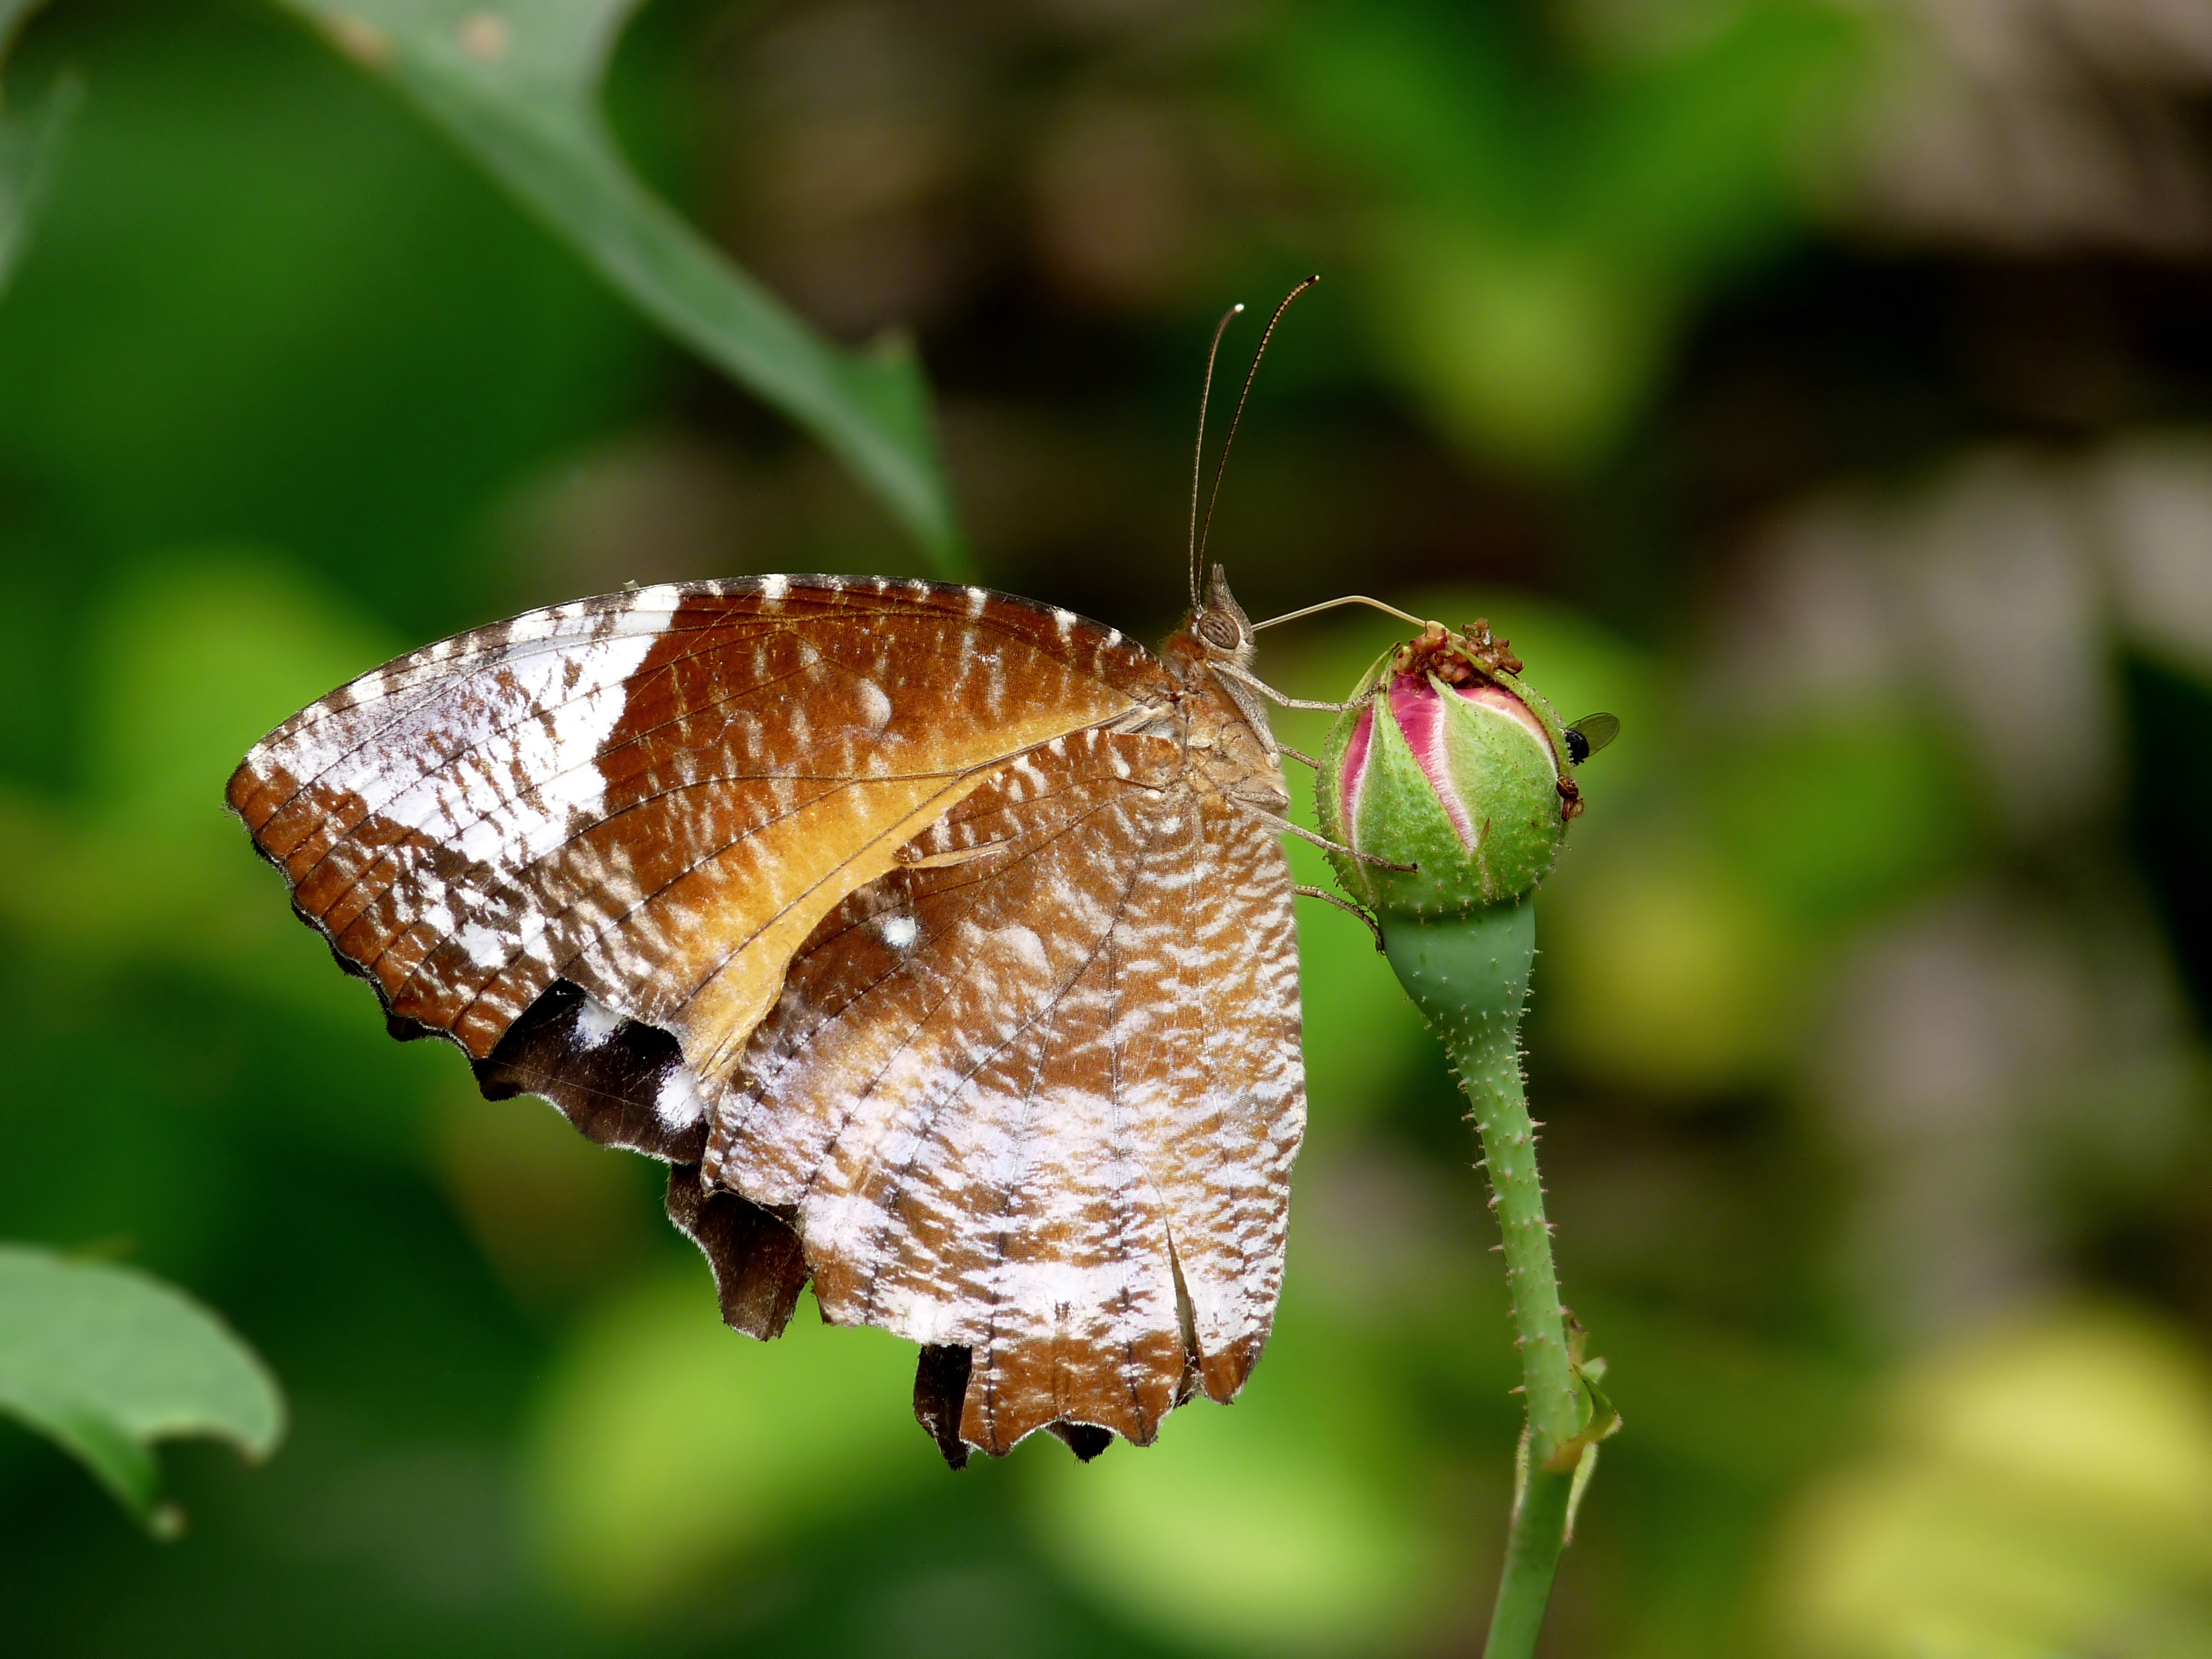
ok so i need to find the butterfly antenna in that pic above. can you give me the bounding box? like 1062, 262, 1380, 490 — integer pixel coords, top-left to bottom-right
1197, 274, 1319, 583
1190, 302, 1245, 612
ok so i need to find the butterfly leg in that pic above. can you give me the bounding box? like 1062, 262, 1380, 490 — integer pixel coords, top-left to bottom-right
1293, 885, 1386, 951
1210, 660, 1365, 713
1275, 742, 1322, 769
1246, 808, 1417, 872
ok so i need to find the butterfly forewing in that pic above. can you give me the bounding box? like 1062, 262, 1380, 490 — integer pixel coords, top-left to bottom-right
229, 578, 1159, 1068
227, 574, 1306, 1462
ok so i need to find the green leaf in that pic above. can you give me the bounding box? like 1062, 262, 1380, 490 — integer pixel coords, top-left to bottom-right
267, 0, 970, 574
0, 1245, 285, 1536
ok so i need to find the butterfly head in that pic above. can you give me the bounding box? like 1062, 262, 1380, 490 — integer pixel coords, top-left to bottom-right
1189, 565, 1256, 670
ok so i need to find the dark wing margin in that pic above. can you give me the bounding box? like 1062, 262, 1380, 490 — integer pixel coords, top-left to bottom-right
913, 1344, 974, 1470
665, 1162, 810, 1340
474, 978, 707, 1164
474, 975, 811, 1333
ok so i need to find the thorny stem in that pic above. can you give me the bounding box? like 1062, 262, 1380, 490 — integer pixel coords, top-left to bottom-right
1382, 900, 1582, 1659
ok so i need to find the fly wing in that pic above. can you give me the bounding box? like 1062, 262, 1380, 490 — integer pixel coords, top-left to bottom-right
705, 721, 1307, 1460
227, 577, 1169, 1161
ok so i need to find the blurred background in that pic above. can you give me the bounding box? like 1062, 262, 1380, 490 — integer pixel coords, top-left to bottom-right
3, 0, 2212, 1653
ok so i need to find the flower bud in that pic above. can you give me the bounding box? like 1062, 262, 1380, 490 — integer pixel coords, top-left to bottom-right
1318, 620, 1580, 916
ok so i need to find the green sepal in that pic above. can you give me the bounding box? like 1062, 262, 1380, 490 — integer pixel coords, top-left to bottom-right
1378, 899, 1537, 1045
1428, 671, 1567, 903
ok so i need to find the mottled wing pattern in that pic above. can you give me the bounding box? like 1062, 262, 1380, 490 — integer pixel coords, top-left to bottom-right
705, 695, 1305, 1458
229, 575, 1309, 1462
226, 577, 1162, 1134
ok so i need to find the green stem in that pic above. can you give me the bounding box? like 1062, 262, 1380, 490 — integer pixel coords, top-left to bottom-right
1490, 1464, 1573, 1659
1383, 900, 1580, 1659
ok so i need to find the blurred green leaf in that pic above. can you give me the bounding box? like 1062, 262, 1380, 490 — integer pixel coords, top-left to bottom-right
267, 0, 970, 573
84, 549, 394, 829
1774, 1307, 2212, 1659
0, 0, 78, 302
1540, 828, 1808, 1095
1271, 0, 1868, 470
1704, 702, 1977, 929
0, 550, 393, 970
0, 1244, 284, 1536
1025, 1306, 1448, 1655
528, 1273, 935, 1608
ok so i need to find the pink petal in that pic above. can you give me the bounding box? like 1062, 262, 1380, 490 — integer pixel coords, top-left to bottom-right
1339, 701, 1376, 834
1389, 674, 1477, 850
1455, 681, 1551, 748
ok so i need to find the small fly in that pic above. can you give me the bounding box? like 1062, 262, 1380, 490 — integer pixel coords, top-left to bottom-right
1563, 712, 1620, 766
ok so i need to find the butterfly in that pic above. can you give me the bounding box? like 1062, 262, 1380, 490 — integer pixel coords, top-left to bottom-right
226, 287, 1392, 1467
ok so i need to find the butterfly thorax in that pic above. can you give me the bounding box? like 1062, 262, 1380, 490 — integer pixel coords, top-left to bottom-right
1158, 569, 1289, 817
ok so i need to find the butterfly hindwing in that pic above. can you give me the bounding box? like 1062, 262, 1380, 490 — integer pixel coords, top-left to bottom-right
708, 709, 1304, 1456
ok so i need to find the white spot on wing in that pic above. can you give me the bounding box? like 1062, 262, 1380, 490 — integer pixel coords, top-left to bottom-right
882, 914, 919, 950
994, 922, 1048, 976
655, 1066, 705, 1131
854, 678, 892, 729
574, 995, 623, 1050
760, 573, 788, 602
457, 923, 508, 968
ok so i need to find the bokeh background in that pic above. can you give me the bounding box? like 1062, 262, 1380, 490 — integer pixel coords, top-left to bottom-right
4, 0, 2212, 1654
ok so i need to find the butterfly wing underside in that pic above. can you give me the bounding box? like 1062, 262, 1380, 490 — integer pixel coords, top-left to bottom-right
227, 575, 1305, 1459
715, 719, 1304, 1456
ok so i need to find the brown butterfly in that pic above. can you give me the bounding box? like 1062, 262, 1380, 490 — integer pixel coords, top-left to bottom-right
226, 287, 1392, 1466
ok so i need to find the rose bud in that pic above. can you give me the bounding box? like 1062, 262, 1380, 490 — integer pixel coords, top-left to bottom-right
1318, 619, 1581, 918
1313, 617, 1611, 1626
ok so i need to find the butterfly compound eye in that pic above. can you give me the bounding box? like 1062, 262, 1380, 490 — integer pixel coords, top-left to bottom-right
1197, 611, 1242, 651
